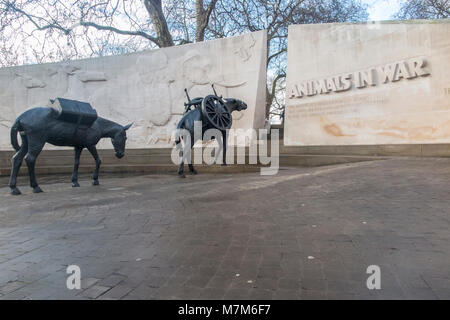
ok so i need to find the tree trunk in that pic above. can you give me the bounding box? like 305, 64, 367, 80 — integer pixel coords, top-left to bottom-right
265, 86, 272, 118
266, 73, 286, 118
144, 0, 174, 47
196, 0, 217, 42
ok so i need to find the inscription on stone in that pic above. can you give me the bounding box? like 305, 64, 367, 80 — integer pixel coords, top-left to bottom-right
289, 57, 430, 99
285, 22, 450, 146
288, 95, 388, 118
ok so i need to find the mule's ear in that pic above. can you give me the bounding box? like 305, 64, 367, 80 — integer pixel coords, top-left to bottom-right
123, 123, 133, 131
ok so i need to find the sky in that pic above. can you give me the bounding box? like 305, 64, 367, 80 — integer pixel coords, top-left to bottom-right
363, 0, 403, 21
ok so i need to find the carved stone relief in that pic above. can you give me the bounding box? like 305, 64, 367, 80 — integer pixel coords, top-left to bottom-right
0, 30, 267, 150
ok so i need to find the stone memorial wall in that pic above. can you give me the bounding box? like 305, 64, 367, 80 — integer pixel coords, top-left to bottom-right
285, 21, 450, 146
0, 30, 267, 150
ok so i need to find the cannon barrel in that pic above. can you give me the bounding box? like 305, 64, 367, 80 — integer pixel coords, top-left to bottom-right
184, 88, 191, 103
211, 84, 218, 96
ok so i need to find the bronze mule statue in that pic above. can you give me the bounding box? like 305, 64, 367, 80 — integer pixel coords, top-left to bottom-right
175, 85, 247, 178
8, 98, 132, 195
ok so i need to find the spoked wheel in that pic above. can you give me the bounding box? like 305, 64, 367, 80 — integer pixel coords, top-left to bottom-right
201, 95, 232, 130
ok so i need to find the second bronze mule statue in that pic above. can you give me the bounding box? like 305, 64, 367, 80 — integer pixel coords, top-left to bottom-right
175, 85, 247, 178
9, 98, 132, 195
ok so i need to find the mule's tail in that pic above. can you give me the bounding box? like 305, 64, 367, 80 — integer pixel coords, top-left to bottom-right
10, 118, 21, 151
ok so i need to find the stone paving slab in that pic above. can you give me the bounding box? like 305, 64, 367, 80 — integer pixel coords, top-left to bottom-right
0, 158, 449, 299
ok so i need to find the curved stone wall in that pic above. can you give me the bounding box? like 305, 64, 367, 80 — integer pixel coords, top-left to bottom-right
0, 30, 267, 150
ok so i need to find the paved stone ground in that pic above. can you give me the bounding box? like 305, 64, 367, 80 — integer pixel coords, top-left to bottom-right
0, 158, 449, 300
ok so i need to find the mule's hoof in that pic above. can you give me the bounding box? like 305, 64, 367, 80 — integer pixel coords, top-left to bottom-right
178, 173, 186, 178
10, 187, 21, 196
190, 170, 198, 175
33, 186, 43, 193
72, 182, 80, 188
92, 180, 99, 186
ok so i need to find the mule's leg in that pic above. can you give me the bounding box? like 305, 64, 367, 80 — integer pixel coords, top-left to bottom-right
221, 130, 227, 166
71, 147, 83, 187
188, 135, 197, 175
213, 136, 223, 165
178, 146, 186, 178
87, 146, 102, 185
177, 140, 185, 178
178, 161, 185, 178
8, 133, 28, 195
188, 163, 197, 175
24, 137, 45, 193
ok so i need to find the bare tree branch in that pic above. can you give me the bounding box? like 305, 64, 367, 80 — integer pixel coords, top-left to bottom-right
79, 21, 160, 46
395, 0, 449, 19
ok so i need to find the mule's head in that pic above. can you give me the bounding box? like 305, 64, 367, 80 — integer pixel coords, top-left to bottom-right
112, 123, 132, 159
225, 98, 248, 112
